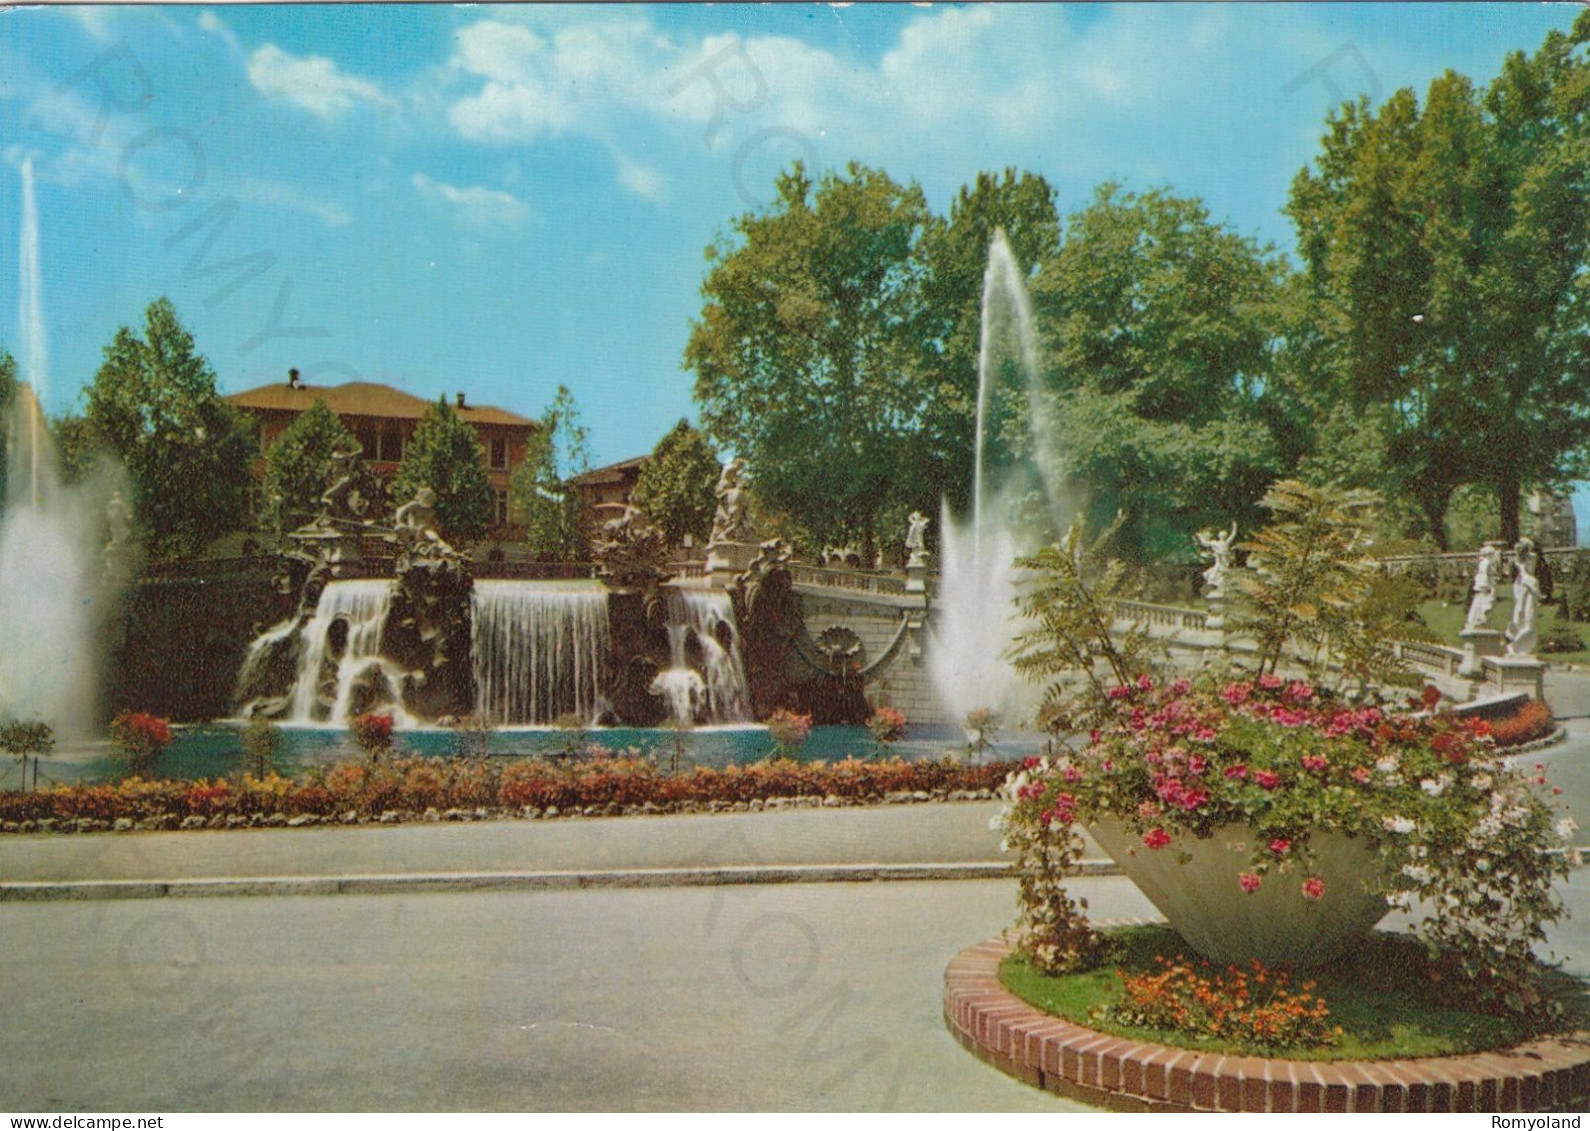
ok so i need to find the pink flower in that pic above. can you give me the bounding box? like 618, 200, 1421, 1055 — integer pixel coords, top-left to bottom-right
1137, 801, 1162, 821
1269, 837, 1291, 856
1221, 682, 1252, 705
1254, 770, 1283, 790
1108, 685, 1132, 700
1022, 756, 1041, 770
1063, 765, 1084, 783
1302, 876, 1326, 901
1300, 754, 1329, 773
1351, 766, 1373, 784
1285, 681, 1315, 702
1136, 674, 1154, 692
1170, 679, 1191, 696
1187, 754, 1208, 775
1224, 765, 1249, 780
1259, 673, 1284, 691
1017, 781, 1045, 801
1143, 827, 1172, 850
1240, 873, 1262, 894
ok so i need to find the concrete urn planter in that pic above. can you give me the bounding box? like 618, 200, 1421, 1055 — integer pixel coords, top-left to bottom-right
1088, 818, 1390, 967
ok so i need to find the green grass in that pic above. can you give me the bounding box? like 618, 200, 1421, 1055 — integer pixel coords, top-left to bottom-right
1417, 596, 1590, 666
999, 927, 1588, 1060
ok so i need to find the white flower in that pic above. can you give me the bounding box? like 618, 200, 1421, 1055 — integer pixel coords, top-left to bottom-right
1557, 817, 1579, 841
1401, 863, 1435, 885
1475, 858, 1491, 874
1376, 755, 1400, 775
1420, 776, 1450, 797
1382, 815, 1416, 835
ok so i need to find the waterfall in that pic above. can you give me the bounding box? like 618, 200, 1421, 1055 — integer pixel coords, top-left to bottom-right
285, 579, 403, 725
471, 580, 610, 725
651, 588, 751, 725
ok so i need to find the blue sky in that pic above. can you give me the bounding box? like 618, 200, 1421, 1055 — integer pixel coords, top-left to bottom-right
0, 3, 1581, 487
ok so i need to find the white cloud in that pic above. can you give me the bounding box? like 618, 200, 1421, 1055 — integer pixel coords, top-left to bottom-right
411, 171, 527, 227
234, 179, 352, 227
198, 11, 242, 58
613, 153, 663, 202
247, 43, 393, 119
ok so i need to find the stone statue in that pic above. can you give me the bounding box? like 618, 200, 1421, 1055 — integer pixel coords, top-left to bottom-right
1507, 537, 1542, 656
1195, 522, 1238, 600
905, 510, 930, 568
709, 458, 753, 544
317, 444, 372, 528
103, 490, 134, 585
392, 486, 439, 544
1464, 541, 1504, 632
593, 505, 674, 593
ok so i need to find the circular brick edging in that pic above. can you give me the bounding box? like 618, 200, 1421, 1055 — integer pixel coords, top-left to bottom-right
944, 934, 1590, 1113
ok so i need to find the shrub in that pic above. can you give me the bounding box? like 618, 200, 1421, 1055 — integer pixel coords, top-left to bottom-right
108, 712, 172, 777
241, 714, 281, 780
866, 706, 907, 754
349, 713, 395, 762
1539, 620, 1584, 654
766, 710, 812, 759
1489, 701, 1555, 748
0, 719, 55, 792
965, 707, 999, 759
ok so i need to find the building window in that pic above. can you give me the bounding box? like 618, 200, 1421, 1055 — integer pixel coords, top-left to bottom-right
494, 489, 510, 527
490, 437, 509, 471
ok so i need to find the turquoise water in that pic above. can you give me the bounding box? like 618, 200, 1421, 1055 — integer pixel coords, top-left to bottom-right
9, 723, 1041, 788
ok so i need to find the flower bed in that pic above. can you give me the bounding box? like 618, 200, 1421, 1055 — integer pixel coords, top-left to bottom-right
0, 755, 1015, 831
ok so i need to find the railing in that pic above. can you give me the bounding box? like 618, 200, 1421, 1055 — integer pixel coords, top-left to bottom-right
787, 563, 909, 596
473, 561, 597, 581
1113, 599, 1210, 632
670, 560, 706, 579
1391, 639, 1466, 678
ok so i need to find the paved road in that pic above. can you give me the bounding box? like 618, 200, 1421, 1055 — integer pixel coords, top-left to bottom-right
0, 878, 1166, 1112
0, 802, 1024, 887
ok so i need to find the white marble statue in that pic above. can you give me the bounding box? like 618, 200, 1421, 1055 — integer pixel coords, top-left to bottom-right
905, 510, 930, 568
1463, 541, 1504, 632
1507, 537, 1542, 656
1195, 522, 1238, 600
709, 458, 753, 544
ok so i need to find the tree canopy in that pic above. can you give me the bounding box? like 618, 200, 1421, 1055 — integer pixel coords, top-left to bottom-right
1032, 184, 1291, 561
261, 398, 365, 532
630, 419, 720, 548
84, 298, 256, 558
686, 162, 933, 553
509, 384, 591, 561
390, 396, 492, 542
1285, 11, 1590, 545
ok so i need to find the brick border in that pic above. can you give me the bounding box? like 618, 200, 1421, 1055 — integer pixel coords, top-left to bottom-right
945, 935, 1590, 1112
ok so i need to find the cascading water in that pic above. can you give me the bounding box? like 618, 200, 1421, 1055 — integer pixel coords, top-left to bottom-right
471, 580, 610, 725
284, 579, 408, 725
651, 588, 751, 726
0, 157, 111, 740
929, 231, 1062, 729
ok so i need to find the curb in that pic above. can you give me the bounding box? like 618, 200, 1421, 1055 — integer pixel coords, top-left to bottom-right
0, 859, 1119, 903
945, 934, 1590, 1113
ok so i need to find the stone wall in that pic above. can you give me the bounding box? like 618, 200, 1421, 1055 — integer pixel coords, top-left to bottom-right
108, 570, 292, 723
797, 587, 947, 726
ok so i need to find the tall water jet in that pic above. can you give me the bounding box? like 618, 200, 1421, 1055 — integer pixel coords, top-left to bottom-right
0, 158, 107, 738
929, 231, 1060, 729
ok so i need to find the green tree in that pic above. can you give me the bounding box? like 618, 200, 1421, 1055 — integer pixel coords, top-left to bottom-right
913, 169, 1061, 518
85, 298, 256, 557
509, 385, 591, 561
390, 396, 492, 542
1286, 14, 1590, 545
261, 398, 363, 532
686, 161, 932, 553
630, 420, 720, 549
1031, 185, 1291, 562
48, 412, 106, 487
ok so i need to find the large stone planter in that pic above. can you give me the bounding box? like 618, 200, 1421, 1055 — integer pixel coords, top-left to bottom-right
1088, 819, 1389, 967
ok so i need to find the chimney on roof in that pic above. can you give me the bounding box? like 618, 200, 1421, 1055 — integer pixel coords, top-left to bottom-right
456, 391, 466, 409
287, 368, 302, 389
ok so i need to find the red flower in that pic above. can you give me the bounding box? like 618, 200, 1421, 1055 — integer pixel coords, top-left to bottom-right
1136, 674, 1154, 691
1269, 837, 1291, 856
1351, 766, 1373, 784
1421, 685, 1442, 709
1143, 827, 1172, 850
1254, 770, 1282, 790
1301, 876, 1326, 901
1300, 754, 1329, 773
1239, 873, 1262, 894
1258, 673, 1284, 691
1224, 764, 1249, 780
1022, 756, 1041, 770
